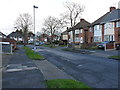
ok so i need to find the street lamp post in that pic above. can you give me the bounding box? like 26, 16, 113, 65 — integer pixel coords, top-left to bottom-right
33, 5, 38, 51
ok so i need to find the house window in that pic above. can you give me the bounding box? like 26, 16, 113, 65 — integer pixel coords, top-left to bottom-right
75, 29, 79, 34
116, 21, 120, 27
94, 25, 102, 31
104, 35, 114, 41
104, 22, 114, 29
80, 29, 83, 33
75, 34, 79, 37
89, 27, 93, 32
75, 37, 80, 42
80, 37, 83, 43
94, 36, 102, 42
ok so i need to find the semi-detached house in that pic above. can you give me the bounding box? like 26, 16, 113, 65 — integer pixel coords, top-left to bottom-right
92, 7, 120, 43
61, 6, 120, 45
67, 19, 91, 44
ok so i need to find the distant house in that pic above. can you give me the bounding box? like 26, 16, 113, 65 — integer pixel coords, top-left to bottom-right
8, 30, 23, 43
39, 34, 50, 43
61, 30, 68, 45
8, 30, 35, 44
28, 32, 35, 43
67, 19, 92, 44
91, 7, 120, 43
0, 32, 7, 38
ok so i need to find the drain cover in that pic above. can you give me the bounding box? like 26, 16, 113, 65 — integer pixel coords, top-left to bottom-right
6, 64, 38, 72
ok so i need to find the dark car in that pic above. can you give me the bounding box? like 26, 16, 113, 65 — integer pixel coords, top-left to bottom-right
97, 41, 115, 49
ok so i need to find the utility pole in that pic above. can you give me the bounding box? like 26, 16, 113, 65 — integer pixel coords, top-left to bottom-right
33, 5, 38, 51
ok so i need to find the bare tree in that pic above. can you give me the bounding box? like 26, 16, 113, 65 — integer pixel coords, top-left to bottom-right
15, 13, 32, 46
61, 1, 84, 27
43, 16, 64, 46
60, 2, 84, 48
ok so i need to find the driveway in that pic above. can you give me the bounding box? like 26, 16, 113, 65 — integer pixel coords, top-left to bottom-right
35, 46, 119, 88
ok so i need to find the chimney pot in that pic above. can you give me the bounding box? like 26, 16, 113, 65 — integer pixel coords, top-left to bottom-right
110, 7, 116, 12
80, 18, 84, 22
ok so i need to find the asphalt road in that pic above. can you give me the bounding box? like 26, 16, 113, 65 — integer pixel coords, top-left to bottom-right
35, 46, 119, 88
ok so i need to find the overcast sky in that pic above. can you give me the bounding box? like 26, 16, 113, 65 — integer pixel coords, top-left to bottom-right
0, 0, 120, 35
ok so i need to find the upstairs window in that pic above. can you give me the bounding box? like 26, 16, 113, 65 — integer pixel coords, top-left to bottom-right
94, 25, 102, 31
116, 21, 120, 27
75, 29, 79, 34
80, 29, 83, 33
89, 27, 93, 32
104, 22, 114, 29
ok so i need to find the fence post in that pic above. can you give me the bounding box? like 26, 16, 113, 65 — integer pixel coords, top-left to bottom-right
114, 42, 116, 50
104, 43, 106, 51
11, 44, 13, 54
0, 43, 2, 90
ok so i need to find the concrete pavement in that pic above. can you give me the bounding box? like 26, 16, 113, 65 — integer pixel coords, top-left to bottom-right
34, 60, 74, 80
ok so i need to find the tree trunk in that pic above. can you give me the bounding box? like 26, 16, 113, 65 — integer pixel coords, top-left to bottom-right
72, 30, 75, 48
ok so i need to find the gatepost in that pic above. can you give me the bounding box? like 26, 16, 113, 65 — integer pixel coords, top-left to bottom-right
0, 43, 2, 90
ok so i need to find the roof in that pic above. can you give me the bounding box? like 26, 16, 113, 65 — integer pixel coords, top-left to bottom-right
92, 8, 120, 25
92, 12, 109, 26
61, 30, 68, 35
74, 19, 91, 29
8, 31, 23, 37
101, 9, 120, 23
67, 19, 91, 32
0, 32, 6, 37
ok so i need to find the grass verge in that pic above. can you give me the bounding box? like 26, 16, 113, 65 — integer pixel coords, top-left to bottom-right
42, 45, 57, 48
23, 46, 44, 60
87, 46, 98, 50
109, 56, 120, 60
59, 45, 67, 47
46, 79, 91, 88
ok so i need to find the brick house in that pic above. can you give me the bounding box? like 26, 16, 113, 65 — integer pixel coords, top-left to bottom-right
91, 7, 120, 43
61, 30, 68, 45
67, 19, 92, 44
8, 30, 35, 44
39, 34, 49, 43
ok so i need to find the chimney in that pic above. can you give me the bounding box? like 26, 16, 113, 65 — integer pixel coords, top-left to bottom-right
110, 7, 116, 12
67, 27, 69, 30
118, 1, 120, 9
80, 18, 84, 22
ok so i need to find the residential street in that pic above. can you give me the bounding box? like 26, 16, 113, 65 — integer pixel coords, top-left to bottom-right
34, 46, 119, 88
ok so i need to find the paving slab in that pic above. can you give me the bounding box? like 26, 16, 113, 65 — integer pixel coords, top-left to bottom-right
34, 60, 74, 80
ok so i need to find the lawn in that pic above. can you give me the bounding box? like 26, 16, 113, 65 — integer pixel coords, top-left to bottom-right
46, 79, 91, 88
59, 45, 67, 47
23, 46, 44, 60
109, 56, 120, 60
42, 45, 57, 48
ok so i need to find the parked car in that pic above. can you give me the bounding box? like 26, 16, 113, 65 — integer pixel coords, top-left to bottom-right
35, 42, 40, 46
97, 41, 115, 49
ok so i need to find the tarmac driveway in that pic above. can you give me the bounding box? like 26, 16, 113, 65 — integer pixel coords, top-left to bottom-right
2, 46, 46, 88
